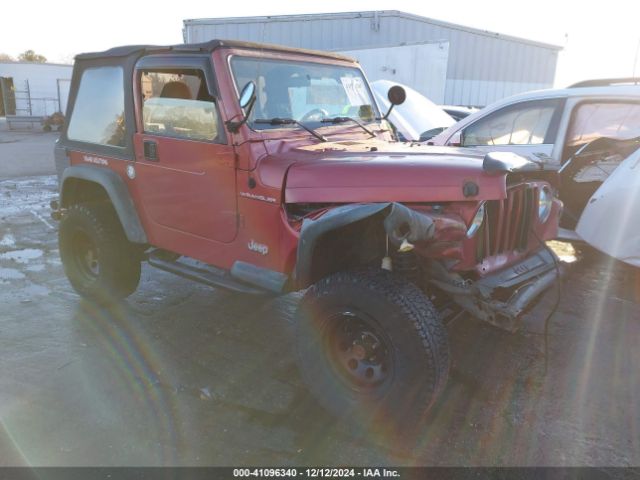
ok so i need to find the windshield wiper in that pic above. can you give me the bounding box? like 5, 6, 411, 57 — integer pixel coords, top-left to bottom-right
254, 118, 327, 142
321, 116, 375, 137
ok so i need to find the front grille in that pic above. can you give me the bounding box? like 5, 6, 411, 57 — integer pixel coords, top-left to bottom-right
476, 185, 536, 262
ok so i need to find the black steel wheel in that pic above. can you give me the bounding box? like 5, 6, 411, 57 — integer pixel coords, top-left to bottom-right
69, 228, 100, 283
324, 309, 394, 391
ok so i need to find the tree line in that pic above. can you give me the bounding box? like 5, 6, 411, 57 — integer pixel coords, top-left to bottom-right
0, 50, 48, 63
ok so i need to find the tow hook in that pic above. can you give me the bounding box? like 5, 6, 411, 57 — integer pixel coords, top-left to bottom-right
50, 200, 65, 221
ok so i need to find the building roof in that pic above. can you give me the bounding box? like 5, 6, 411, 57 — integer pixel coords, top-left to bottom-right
75, 39, 354, 62
183, 10, 563, 51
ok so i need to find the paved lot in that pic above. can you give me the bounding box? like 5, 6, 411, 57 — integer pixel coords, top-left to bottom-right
0, 119, 58, 178
0, 126, 639, 466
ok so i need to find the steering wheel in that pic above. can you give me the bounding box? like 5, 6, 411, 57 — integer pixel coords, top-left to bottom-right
300, 108, 329, 122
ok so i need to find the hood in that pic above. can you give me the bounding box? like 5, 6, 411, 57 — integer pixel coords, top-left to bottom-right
283, 143, 512, 204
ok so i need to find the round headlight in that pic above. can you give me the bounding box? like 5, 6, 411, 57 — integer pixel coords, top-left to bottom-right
467, 202, 485, 238
538, 186, 553, 223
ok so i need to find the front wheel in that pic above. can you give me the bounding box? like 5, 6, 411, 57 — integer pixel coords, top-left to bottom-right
295, 269, 450, 441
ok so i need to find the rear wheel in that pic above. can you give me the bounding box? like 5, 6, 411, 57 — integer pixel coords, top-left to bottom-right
295, 269, 449, 443
59, 203, 141, 303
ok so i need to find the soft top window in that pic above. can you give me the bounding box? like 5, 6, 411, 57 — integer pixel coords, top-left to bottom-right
67, 66, 126, 147
140, 69, 221, 142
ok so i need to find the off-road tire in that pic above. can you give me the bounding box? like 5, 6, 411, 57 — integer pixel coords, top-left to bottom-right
59, 203, 141, 303
295, 269, 449, 442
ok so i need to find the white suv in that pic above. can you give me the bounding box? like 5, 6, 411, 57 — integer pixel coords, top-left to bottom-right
430, 78, 640, 267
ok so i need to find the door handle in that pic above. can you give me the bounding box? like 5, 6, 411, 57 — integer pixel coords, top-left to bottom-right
143, 140, 159, 161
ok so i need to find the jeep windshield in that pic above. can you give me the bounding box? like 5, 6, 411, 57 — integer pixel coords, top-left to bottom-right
230, 56, 380, 131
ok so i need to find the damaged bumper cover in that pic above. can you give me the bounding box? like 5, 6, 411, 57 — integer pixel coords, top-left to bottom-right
428, 248, 559, 331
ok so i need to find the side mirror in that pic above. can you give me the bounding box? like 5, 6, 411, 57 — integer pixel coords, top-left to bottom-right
226, 81, 257, 133
387, 85, 406, 106
381, 85, 407, 120
448, 130, 463, 147
239, 81, 256, 109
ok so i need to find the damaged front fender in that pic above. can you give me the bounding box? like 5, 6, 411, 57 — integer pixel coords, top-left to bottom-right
383, 203, 436, 246
294, 202, 438, 288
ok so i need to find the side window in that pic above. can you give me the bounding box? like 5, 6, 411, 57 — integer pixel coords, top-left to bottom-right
566, 102, 640, 148
140, 69, 220, 142
462, 100, 560, 147
67, 66, 125, 147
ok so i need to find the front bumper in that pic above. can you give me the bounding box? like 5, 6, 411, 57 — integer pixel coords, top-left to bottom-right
428, 248, 560, 332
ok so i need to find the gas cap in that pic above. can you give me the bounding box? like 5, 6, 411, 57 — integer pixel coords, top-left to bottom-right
126, 165, 136, 180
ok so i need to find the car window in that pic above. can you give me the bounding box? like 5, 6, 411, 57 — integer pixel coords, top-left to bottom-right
566, 101, 640, 147
67, 66, 125, 147
230, 57, 378, 128
140, 69, 220, 142
462, 100, 561, 147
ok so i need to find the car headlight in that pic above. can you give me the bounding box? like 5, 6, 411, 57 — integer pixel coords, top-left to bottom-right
467, 202, 485, 238
538, 186, 553, 223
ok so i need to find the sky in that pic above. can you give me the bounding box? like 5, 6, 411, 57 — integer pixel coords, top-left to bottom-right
2, 0, 640, 88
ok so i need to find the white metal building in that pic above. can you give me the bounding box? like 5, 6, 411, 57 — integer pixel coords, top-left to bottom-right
0, 62, 73, 117
340, 41, 450, 104
183, 10, 562, 107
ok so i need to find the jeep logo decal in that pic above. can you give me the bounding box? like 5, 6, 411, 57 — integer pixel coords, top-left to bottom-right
248, 239, 269, 255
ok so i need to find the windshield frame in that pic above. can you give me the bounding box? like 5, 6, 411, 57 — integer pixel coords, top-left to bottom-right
227, 52, 382, 133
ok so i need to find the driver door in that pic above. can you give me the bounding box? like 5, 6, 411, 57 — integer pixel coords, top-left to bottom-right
132, 59, 237, 244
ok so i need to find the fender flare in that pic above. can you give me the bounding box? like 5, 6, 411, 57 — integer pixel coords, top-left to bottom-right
60, 165, 148, 244
294, 202, 436, 289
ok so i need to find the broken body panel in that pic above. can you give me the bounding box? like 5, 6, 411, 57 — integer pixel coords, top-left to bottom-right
575, 147, 640, 267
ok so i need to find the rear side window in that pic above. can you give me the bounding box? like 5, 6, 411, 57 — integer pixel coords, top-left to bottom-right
140, 69, 220, 142
566, 102, 640, 147
67, 66, 125, 147
462, 99, 561, 147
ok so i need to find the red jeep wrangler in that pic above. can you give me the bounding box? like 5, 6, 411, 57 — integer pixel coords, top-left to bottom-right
52, 40, 562, 433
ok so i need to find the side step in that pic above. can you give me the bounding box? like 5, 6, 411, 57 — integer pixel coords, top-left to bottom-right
147, 253, 267, 295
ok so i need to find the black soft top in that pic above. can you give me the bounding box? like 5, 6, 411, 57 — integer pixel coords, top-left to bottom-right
63, 40, 355, 162
75, 39, 354, 62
